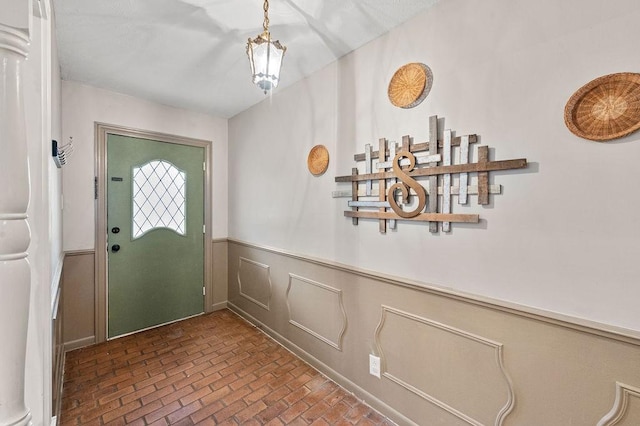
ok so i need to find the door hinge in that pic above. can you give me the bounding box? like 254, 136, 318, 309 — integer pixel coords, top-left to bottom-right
94, 177, 98, 200
203, 162, 206, 171
202, 287, 206, 296
203, 224, 206, 234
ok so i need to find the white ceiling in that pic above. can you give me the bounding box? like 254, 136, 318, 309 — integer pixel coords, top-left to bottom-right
53, 0, 440, 118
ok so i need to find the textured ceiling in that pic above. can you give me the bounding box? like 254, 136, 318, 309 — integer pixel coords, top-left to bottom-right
53, 0, 440, 118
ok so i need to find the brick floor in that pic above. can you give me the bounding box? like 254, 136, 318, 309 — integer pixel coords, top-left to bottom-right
60, 310, 395, 425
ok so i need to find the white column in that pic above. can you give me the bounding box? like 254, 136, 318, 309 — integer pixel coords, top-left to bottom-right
0, 1, 32, 425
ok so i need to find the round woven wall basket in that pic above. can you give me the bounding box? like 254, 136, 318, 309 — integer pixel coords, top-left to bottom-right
307, 145, 329, 176
388, 63, 433, 109
564, 72, 640, 141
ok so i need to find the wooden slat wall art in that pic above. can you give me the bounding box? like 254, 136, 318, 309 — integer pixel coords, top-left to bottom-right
351, 168, 358, 225
459, 135, 470, 205
378, 138, 387, 233
334, 115, 528, 233
428, 116, 439, 232
442, 129, 452, 232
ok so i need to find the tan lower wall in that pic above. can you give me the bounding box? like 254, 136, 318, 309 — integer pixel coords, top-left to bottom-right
211, 239, 229, 311
227, 239, 640, 426
62, 251, 96, 350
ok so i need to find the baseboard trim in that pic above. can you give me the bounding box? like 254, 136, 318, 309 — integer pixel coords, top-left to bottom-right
64, 249, 95, 257
210, 301, 228, 312
228, 238, 640, 346
212, 238, 228, 244
227, 302, 417, 426
64, 336, 95, 352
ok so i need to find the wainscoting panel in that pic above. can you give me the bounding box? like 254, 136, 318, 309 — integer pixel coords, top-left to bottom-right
237, 257, 271, 310
227, 239, 640, 426
62, 251, 96, 350
598, 382, 640, 426
374, 306, 513, 425
286, 274, 347, 350
211, 239, 229, 311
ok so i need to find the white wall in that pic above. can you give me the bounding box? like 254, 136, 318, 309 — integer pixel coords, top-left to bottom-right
50, 18, 63, 285
61, 81, 229, 250
229, 0, 640, 331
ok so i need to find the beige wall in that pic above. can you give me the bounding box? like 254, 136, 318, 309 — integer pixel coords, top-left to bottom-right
228, 240, 640, 425
61, 81, 229, 251
58, 0, 640, 424
225, 0, 640, 423
60, 81, 230, 345
228, 0, 640, 333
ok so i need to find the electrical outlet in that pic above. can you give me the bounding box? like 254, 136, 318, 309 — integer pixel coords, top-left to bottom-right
369, 354, 381, 378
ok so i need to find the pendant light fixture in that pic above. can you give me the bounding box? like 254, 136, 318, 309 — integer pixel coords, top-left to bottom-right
246, 0, 287, 94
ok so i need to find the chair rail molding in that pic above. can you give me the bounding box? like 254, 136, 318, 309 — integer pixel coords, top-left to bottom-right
0, 2, 33, 425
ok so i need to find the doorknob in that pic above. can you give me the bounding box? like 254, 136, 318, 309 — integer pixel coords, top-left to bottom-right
111, 227, 120, 234
111, 244, 121, 253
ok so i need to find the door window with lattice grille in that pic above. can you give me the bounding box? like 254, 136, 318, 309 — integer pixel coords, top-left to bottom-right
132, 160, 186, 238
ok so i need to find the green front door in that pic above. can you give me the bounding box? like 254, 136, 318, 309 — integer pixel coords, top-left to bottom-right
107, 134, 204, 338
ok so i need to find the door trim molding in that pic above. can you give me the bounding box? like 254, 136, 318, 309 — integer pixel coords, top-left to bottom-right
95, 122, 213, 343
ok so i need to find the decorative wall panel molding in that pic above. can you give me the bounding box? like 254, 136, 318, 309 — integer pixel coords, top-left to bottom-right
334, 115, 528, 233
229, 242, 640, 424
229, 239, 640, 346
598, 382, 640, 426
237, 257, 272, 310
374, 306, 514, 425
286, 274, 347, 350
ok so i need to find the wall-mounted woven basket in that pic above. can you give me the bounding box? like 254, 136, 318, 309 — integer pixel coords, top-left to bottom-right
564, 72, 640, 141
307, 145, 329, 176
388, 63, 433, 109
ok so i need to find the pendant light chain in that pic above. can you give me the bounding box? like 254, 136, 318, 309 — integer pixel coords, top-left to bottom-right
263, 0, 270, 33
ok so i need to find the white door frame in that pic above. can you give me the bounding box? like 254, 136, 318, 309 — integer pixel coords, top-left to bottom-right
95, 122, 213, 343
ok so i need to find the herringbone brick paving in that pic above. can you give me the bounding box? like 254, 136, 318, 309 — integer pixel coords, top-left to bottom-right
60, 309, 395, 425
